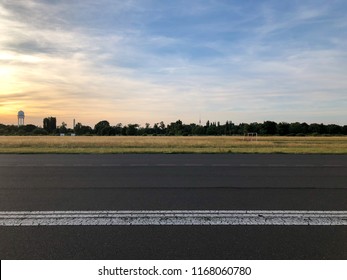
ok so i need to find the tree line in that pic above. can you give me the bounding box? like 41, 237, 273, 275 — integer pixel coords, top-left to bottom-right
0, 117, 346, 136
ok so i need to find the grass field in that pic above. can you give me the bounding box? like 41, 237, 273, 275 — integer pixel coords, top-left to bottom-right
0, 136, 346, 154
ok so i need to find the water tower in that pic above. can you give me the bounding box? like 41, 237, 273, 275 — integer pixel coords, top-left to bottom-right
18, 110, 25, 126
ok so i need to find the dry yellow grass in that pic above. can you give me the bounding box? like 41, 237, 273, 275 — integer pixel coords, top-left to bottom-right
0, 136, 346, 154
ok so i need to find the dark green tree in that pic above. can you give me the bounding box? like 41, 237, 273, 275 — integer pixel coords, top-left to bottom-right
206, 125, 217, 135
192, 125, 205, 135
289, 122, 304, 135
277, 122, 290, 135
59, 122, 68, 134
326, 124, 342, 135
260, 121, 277, 135
74, 123, 93, 135
101, 126, 116, 136
94, 120, 110, 135
248, 122, 261, 134
167, 120, 184, 135
115, 123, 123, 135
126, 124, 139, 135
159, 121, 166, 133
32, 127, 48, 135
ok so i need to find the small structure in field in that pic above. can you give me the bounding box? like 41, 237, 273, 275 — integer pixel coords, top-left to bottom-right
244, 132, 258, 141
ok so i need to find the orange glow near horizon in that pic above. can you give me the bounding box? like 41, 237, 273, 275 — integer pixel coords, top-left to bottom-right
1, 1, 346, 127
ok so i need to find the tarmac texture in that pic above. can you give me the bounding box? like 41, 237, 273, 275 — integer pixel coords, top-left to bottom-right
0, 154, 346, 259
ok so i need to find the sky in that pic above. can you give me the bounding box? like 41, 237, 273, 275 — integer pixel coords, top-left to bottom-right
0, 0, 346, 127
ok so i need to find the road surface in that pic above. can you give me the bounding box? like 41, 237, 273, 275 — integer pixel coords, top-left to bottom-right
0, 154, 346, 259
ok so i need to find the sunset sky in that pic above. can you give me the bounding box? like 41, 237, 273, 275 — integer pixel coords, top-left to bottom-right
0, 0, 346, 127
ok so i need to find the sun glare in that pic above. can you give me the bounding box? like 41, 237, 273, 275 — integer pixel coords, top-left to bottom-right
0, 67, 17, 93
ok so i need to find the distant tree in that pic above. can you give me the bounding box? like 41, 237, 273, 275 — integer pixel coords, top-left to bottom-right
181, 124, 192, 136
74, 122, 93, 135
248, 122, 261, 134
0, 124, 7, 135
143, 123, 153, 135
32, 127, 48, 135
159, 121, 166, 134
288, 122, 299, 135
224, 121, 235, 135
289, 122, 305, 135
159, 121, 166, 131
192, 125, 205, 135
167, 120, 183, 135
309, 123, 322, 135
115, 123, 122, 135
126, 124, 139, 135
206, 125, 217, 135
6, 125, 19, 135
238, 123, 249, 134
94, 120, 110, 135
43, 117, 56, 133
260, 121, 277, 135
277, 122, 290, 135
59, 122, 68, 134
326, 124, 342, 135
16, 124, 38, 135
101, 126, 116, 136
23, 124, 37, 133
153, 123, 159, 135
1, 118, 345, 137
309, 123, 327, 135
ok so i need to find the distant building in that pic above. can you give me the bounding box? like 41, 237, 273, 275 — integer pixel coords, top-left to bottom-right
18, 110, 25, 126
43, 117, 57, 133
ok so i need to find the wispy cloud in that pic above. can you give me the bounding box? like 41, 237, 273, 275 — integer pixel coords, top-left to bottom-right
0, 0, 346, 126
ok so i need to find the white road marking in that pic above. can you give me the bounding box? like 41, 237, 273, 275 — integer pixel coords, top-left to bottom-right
0, 164, 345, 167
0, 210, 346, 226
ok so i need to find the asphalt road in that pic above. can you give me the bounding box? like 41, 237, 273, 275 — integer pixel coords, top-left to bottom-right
0, 154, 346, 259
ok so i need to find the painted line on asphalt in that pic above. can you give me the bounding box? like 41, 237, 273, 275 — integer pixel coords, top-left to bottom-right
0, 210, 346, 226
0, 164, 345, 167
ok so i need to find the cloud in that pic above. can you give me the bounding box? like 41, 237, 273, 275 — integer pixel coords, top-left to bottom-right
0, 0, 346, 126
